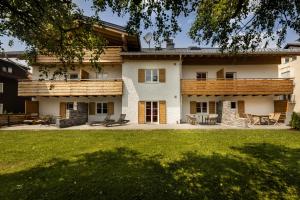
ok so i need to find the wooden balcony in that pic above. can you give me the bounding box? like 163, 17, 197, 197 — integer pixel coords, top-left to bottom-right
18, 80, 123, 96
181, 79, 294, 96
35, 46, 123, 64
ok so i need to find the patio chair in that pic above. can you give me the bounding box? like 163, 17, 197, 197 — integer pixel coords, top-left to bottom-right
245, 114, 260, 125
89, 114, 114, 126
207, 114, 218, 125
105, 114, 130, 127
269, 113, 281, 126
186, 114, 197, 125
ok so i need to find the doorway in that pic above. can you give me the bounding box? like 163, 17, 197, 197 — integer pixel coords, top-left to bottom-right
145, 101, 159, 123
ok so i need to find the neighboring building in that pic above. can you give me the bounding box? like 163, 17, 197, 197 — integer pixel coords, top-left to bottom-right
17, 21, 300, 125
0, 58, 31, 114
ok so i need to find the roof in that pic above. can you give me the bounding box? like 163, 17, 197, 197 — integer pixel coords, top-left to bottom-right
284, 42, 300, 49
121, 48, 300, 56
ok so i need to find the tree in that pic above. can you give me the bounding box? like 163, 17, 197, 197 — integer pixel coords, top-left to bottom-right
0, 0, 106, 79
93, 0, 300, 51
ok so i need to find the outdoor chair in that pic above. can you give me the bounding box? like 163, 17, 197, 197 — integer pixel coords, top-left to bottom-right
105, 114, 130, 127
269, 112, 281, 126
89, 114, 114, 126
186, 114, 197, 125
245, 114, 260, 125
206, 114, 218, 125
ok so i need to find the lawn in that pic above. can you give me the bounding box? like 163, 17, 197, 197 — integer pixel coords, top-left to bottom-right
0, 129, 299, 200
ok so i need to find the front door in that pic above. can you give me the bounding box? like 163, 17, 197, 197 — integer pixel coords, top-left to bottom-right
146, 101, 158, 123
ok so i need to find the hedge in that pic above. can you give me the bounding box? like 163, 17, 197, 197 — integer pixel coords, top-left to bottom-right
291, 112, 300, 130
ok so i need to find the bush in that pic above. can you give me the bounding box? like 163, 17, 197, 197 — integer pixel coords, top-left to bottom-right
291, 112, 300, 130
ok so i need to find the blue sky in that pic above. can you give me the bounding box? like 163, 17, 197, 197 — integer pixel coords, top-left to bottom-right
1, 0, 299, 51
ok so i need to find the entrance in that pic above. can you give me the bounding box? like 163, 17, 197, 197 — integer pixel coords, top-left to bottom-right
146, 101, 159, 123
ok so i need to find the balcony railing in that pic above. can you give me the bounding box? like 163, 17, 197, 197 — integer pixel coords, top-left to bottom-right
18, 79, 123, 96
181, 79, 294, 95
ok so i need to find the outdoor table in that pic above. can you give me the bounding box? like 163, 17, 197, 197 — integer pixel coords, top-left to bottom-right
252, 115, 269, 125
196, 114, 209, 125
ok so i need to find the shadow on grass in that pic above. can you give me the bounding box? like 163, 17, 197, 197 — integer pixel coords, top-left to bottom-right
0, 144, 299, 200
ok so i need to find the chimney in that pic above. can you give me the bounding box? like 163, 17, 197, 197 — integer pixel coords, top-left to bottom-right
166, 39, 175, 50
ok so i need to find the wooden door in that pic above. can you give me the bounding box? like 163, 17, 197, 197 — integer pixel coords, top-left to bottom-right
216, 68, 224, 79
60, 102, 66, 118
238, 101, 245, 117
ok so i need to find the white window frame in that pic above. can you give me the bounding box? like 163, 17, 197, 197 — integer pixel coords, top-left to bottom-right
96, 102, 108, 114
145, 69, 159, 83
196, 72, 208, 80
0, 83, 3, 93
0, 103, 3, 114
196, 102, 208, 114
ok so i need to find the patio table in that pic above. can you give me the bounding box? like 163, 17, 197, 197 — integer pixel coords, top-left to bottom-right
252, 115, 269, 125
196, 114, 209, 125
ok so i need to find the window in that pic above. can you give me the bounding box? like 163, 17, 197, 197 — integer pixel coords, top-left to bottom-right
231, 102, 237, 109
196, 102, 208, 113
97, 103, 108, 114
196, 72, 207, 80
145, 69, 159, 83
66, 102, 74, 110
281, 71, 291, 78
2, 67, 7, 72
0, 83, 3, 93
226, 72, 237, 80
69, 73, 79, 80
7, 67, 12, 73
0, 104, 3, 114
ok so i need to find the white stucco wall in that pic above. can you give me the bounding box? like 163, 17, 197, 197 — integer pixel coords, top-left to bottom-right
182, 96, 276, 122
32, 64, 122, 80
182, 64, 278, 79
122, 60, 181, 124
36, 96, 122, 122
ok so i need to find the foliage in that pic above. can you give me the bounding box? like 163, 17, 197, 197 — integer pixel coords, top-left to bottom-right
94, 0, 300, 50
0, 0, 106, 79
291, 112, 300, 130
0, 130, 300, 199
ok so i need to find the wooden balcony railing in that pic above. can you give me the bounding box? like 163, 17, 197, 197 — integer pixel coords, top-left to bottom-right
18, 80, 123, 96
35, 46, 123, 64
181, 79, 294, 95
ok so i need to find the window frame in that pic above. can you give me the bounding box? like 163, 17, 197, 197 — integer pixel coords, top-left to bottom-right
196, 72, 208, 80
69, 73, 79, 80
0, 103, 3, 114
196, 102, 208, 114
230, 101, 237, 110
145, 69, 159, 83
96, 102, 108, 114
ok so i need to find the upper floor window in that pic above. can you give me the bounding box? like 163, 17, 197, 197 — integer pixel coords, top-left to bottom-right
97, 102, 108, 114
0, 83, 3, 93
145, 69, 159, 83
226, 72, 237, 80
69, 73, 79, 80
281, 71, 291, 78
7, 67, 12, 73
196, 72, 207, 80
66, 102, 74, 110
196, 102, 208, 113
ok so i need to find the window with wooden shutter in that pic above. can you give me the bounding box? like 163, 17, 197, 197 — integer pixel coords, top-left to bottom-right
138, 101, 145, 124
159, 101, 167, 124
138, 69, 145, 83
60, 102, 66, 118
159, 69, 166, 83
190, 101, 197, 114
209, 101, 216, 114
89, 102, 95, 115
108, 102, 114, 115
237, 101, 245, 117
217, 68, 224, 79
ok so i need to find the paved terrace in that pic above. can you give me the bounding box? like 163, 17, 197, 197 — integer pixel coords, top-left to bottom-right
0, 123, 291, 130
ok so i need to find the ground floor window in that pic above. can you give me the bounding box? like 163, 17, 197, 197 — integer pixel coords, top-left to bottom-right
66, 102, 74, 110
196, 102, 208, 113
231, 101, 237, 109
97, 103, 108, 114
0, 103, 3, 114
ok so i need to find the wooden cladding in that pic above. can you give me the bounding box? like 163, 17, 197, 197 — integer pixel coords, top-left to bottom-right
138, 101, 145, 124
35, 47, 123, 64
181, 79, 294, 95
159, 101, 167, 124
18, 80, 123, 96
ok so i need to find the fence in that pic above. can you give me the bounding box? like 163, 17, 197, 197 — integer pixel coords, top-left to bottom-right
0, 114, 26, 127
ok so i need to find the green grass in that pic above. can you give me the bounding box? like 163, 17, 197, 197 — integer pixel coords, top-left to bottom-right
0, 129, 299, 200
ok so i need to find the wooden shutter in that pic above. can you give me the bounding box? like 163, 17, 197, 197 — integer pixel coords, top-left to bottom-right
274, 100, 288, 122
159, 101, 167, 124
190, 101, 197, 114
107, 102, 114, 115
80, 69, 89, 79
217, 68, 224, 79
237, 101, 245, 118
138, 101, 145, 124
89, 102, 95, 115
60, 102, 66, 118
25, 100, 39, 114
159, 69, 166, 83
138, 69, 145, 83
209, 101, 216, 114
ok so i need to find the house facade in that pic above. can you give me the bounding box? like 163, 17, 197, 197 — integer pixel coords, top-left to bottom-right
18, 22, 300, 126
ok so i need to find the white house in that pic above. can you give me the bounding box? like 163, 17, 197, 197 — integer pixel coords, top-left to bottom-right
18, 22, 300, 126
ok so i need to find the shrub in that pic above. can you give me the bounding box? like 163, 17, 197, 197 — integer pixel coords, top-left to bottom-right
291, 112, 300, 130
